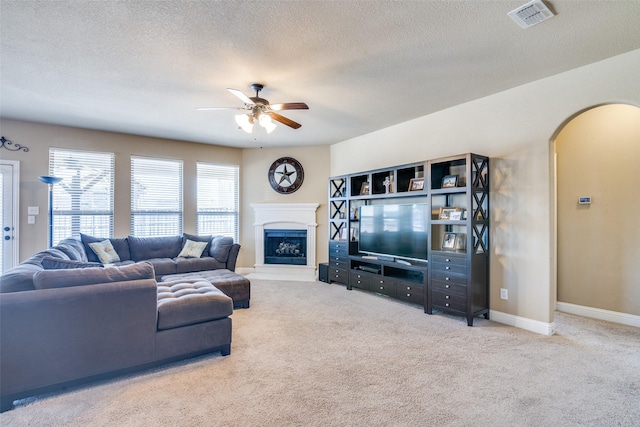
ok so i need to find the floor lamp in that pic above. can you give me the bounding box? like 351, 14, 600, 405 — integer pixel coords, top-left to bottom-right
39, 175, 62, 248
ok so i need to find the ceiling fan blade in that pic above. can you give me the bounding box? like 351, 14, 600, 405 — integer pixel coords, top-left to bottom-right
227, 88, 255, 105
196, 107, 244, 111
270, 102, 309, 111
270, 112, 302, 129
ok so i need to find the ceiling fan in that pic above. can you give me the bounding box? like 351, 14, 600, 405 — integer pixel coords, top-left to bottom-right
197, 83, 309, 134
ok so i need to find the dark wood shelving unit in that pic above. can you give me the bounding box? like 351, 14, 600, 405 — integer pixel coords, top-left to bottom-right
327, 154, 490, 326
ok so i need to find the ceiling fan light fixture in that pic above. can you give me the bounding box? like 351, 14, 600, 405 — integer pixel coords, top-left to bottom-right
235, 114, 254, 133
259, 114, 277, 134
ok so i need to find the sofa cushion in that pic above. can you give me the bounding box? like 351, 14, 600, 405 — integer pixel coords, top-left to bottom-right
56, 238, 89, 262
22, 249, 71, 267
41, 257, 102, 270
0, 264, 40, 293
177, 239, 208, 258
88, 240, 122, 264
128, 235, 183, 261
157, 280, 233, 330
210, 236, 234, 263
81, 234, 130, 263
174, 257, 226, 273
32, 262, 155, 290
144, 258, 177, 277
182, 233, 212, 257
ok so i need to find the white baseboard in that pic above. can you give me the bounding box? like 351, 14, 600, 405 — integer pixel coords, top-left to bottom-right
490, 310, 556, 336
235, 267, 254, 276
556, 302, 640, 328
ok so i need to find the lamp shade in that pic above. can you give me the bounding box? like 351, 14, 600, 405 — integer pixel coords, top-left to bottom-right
235, 114, 254, 133
259, 114, 277, 134
39, 176, 63, 185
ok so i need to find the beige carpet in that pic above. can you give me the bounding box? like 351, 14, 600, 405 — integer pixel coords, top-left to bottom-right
2, 279, 639, 426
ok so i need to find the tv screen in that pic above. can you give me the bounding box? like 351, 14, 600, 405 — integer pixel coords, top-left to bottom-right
358, 203, 428, 261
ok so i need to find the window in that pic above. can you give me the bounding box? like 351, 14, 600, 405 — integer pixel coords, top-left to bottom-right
49, 148, 115, 244
131, 156, 183, 237
197, 162, 239, 242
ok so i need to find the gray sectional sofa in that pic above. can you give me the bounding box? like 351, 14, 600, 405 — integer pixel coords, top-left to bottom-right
0, 234, 250, 412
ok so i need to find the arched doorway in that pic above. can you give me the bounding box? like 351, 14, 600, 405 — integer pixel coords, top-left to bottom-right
552, 104, 640, 326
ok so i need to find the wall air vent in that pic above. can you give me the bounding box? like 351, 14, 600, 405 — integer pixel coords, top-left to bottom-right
508, 0, 555, 29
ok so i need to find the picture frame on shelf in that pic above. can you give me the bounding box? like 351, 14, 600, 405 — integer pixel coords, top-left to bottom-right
455, 233, 466, 250
438, 206, 460, 220
408, 177, 424, 191
442, 175, 458, 188
449, 210, 462, 221
360, 182, 370, 195
350, 227, 359, 242
442, 232, 457, 250
339, 227, 348, 241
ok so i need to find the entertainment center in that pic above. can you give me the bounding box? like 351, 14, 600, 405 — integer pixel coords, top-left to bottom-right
328, 153, 489, 326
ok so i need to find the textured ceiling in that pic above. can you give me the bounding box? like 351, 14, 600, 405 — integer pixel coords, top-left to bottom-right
1, 1, 639, 148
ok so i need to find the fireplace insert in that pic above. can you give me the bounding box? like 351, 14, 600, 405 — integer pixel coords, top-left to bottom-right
264, 229, 307, 265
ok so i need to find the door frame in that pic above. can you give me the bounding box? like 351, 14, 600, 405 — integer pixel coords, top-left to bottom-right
1, 160, 20, 271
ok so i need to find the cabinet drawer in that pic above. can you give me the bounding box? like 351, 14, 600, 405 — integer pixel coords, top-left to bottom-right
431, 270, 467, 285
330, 259, 348, 270
431, 262, 467, 276
329, 241, 348, 256
432, 290, 466, 312
349, 271, 372, 290
330, 268, 348, 285
431, 280, 466, 295
372, 278, 395, 296
396, 284, 424, 305
431, 253, 466, 266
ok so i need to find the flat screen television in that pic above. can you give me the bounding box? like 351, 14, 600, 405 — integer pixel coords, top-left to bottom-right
358, 203, 428, 261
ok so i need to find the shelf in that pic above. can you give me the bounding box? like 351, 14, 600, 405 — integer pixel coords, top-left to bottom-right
328, 153, 488, 325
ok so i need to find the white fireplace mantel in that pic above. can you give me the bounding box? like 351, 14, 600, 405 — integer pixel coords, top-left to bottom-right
248, 203, 319, 282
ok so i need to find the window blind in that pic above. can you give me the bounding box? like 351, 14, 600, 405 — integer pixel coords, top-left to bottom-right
197, 162, 239, 242
131, 156, 183, 237
49, 148, 115, 244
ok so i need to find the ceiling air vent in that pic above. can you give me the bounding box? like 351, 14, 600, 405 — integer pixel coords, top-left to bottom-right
508, 0, 555, 29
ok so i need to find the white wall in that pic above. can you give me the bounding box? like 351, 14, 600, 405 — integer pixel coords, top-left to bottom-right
330, 49, 640, 327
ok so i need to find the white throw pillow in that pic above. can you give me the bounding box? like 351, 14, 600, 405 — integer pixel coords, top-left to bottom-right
88, 239, 121, 264
178, 239, 208, 258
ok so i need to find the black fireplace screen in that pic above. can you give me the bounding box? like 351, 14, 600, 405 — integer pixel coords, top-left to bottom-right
264, 229, 307, 265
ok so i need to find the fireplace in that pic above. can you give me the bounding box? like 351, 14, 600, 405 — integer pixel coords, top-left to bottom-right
249, 203, 319, 281
264, 230, 307, 265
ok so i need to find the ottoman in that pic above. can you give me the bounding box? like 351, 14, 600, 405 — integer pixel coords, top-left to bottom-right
161, 269, 251, 309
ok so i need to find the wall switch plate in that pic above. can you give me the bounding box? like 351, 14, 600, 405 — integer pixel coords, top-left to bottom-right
578, 196, 591, 205
28, 206, 40, 215
28, 215, 36, 224
500, 288, 508, 300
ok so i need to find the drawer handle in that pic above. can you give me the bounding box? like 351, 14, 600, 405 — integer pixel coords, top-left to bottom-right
445, 266, 450, 270
445, 295, 450, 299
445, 277, 450, 281
445, 303, 450, 307
406, 286, 411, 290
445, 258, 450, 262
379, 286, 384, 290
445, 284, 450, 288
406, 293, 411, 297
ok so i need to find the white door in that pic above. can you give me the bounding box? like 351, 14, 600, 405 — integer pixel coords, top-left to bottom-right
1, 161, 19, 273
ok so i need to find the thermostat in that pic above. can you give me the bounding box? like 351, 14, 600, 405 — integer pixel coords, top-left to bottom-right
578, 196, 591, 205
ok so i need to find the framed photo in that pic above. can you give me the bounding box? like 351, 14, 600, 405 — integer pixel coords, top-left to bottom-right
339, 227, 348, 241
442, 232, 457, 250
408, 177, 424, 192
438, 207, 460, 220
449, 210, 462, 221
360, 182, 370, 195
442, 175, 458, 188
350, 227, 359, 242
455, 233, 466, 250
